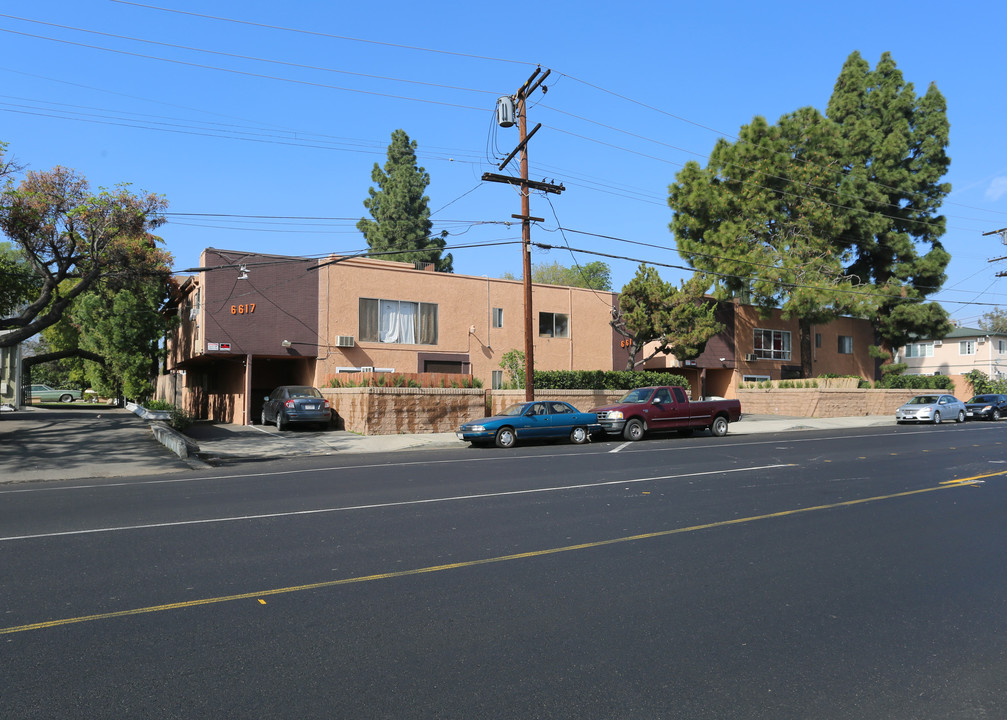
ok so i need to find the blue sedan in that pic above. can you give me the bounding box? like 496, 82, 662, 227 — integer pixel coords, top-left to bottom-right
457, 400, 602, 448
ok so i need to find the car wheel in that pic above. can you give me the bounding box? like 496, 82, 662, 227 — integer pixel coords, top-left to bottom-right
957, 410, 965, 423
569, 426, 589, 445
261, 409, 268, 425
276, 412, 286, 431
495, 427, 516, 448
994, 409, 1002, 421
710, 416, 729, 437
59, 394, 73, 403
622, 418, 645, 441
933, 411, 941, 425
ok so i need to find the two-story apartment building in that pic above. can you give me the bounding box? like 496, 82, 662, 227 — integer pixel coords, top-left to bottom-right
897, 326, 1007, 378
164, 248, 877, 424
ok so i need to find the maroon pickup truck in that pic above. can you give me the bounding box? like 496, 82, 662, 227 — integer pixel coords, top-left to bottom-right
592, 386, 742, 441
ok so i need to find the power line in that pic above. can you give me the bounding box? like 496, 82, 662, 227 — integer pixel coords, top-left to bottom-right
109, 0, 539, 66
532, 241, 1005, 308
0, 14, 503, 97
0, 27, 488, 112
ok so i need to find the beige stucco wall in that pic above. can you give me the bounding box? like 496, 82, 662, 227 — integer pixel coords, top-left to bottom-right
314, 258, 620, 388
900, 336, 1007, 377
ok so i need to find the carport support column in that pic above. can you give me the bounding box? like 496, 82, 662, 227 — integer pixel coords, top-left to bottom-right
244, 353, 253, 426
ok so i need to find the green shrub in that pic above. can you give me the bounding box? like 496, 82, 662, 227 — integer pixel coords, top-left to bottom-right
964, 370, 1007, 395
166, 406, 195, 430
532, 369, 690, 391
877, 373, 953, 390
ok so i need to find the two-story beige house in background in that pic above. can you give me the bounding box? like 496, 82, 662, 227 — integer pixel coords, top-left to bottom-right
163, 248, 878, 424
897, 326, 1007, 379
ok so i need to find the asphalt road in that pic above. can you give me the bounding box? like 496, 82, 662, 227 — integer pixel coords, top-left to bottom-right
3, 422, 1007, 719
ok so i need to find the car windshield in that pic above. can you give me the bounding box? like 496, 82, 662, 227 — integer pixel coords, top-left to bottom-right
908, 396, 938, 405
969, 395, 996, 403
499, 404, 529, 417
619, 388, 653, 404
287, 387, 322, 399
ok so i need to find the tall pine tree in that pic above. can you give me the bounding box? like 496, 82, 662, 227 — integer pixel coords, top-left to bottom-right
357, 129, 453, 272
826, 51, 952, 366
670, 51, 953, 378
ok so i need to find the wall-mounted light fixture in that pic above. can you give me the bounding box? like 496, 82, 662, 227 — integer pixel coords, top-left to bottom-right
281, 340, 292, 347
238, 264, 249, 280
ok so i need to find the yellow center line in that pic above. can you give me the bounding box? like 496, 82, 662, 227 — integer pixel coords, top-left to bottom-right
4, 469, 1005, 636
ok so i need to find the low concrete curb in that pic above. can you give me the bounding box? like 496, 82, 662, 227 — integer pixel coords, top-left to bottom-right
149, 421, 201, 459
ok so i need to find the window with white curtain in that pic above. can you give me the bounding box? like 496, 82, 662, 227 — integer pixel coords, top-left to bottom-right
359, 298, 438, 345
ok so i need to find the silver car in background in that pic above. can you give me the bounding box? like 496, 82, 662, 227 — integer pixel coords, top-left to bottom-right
895, 394, 966, 425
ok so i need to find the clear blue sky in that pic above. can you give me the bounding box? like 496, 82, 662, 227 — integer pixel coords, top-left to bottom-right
3, 0, 1006, 327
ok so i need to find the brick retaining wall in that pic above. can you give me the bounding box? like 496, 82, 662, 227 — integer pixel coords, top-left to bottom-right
321, 387, 487, 435
319, 383, 978, 435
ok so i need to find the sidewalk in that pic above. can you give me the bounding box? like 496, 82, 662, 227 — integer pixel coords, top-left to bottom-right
1, 406, 895, 484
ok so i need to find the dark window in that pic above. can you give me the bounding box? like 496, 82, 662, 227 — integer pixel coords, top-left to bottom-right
539, 312, 569, 338
423, 360, 464, 373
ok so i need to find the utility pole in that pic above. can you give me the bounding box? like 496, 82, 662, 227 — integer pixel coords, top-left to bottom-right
484, 67, 563, 401
984, 227, 1007, 277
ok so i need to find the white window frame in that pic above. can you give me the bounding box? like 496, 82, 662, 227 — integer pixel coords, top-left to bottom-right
742, 374, 771, 383
905, 343, 934, 358
491, 370, 503, 389
753, 328, 791, 361
491, 307, 504, 329
960, 340, 976, 356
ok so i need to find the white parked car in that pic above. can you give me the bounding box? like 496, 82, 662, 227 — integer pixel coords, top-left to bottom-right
895, 394, 966, 425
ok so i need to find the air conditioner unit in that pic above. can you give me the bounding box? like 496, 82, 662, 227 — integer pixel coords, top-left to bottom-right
978, 337, 986, 344
933, 340, 942, 347
188, 308, 198, 321
334, 335, 354, 348
744, 353, 758, 362
360, 366, 374, 373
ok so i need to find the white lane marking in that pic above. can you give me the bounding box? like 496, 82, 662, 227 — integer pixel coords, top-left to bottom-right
609, 442, 632, 454
0, 464, 790, 542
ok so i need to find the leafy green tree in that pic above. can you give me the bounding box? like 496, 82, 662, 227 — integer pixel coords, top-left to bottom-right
37, 279, 89, 388
0, 241, 40, 318
612, 265, 723, 371
826, 51, 952, 365
357, 129, 452, 272
0, 161, 170, 347
72, 274, 170, 401
978, 308, 1007, 335
503, 260, 612, 290
499, 349, 525, 389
